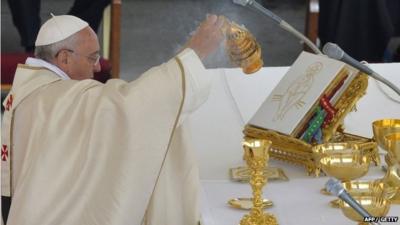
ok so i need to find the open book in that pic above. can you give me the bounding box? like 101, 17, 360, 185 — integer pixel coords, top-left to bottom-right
248, 51, 358, 142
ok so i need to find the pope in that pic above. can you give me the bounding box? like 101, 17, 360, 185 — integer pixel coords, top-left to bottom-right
1, 14, 224, 225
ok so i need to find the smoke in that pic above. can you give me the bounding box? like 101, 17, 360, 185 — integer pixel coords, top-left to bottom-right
203, 41, 231, 69
172, 18, 232, 70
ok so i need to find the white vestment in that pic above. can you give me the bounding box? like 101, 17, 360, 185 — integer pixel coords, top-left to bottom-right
1, 49, 211, 225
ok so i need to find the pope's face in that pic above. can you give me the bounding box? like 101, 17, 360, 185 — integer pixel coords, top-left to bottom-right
66, 27, 101, 80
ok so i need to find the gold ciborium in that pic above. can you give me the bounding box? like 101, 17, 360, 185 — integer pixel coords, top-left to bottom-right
372, 119, 400, 150
239, 138, 278, 225
382, 163, 400, 204
339, 195, 390, 225
223, 20, 263, 74
313, 143, 371, 196
384, 133, 400, 166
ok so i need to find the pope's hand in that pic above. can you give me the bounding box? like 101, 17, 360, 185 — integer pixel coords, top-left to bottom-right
187, 15, 225, 60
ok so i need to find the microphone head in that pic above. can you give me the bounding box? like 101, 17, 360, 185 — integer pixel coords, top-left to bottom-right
322, 42, 345, 60
325, 178, 345, 196
233, 0, 251, 6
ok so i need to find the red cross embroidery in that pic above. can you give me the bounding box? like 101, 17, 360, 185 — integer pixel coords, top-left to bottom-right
1, 145, 8, 161
5, 95, 13, 111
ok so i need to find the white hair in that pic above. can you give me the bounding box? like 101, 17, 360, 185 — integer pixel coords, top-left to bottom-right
34, 33, 79, 62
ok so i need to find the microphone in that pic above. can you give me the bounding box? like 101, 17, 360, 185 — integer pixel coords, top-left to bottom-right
325, 178, 381, 225
232, 0, 322, 55
232, 0, 249, 7
323, 42, 400, 95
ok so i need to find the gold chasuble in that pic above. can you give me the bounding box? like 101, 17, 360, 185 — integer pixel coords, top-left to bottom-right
1, 49, 209, 225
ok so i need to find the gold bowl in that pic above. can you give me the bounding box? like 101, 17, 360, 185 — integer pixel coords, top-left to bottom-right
384, 133, 400, 163
330, 179, 397, 208
313, 142, 359, 155
313, 143, 362, 176
313, 143, 371, 196
339, 195, 390, 225
319, 151, 370, 181
372, 119, 400, 150
313, 142, 378, 175
342, 180, 397, 200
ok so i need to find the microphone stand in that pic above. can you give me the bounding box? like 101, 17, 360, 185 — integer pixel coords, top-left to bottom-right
233, 0, 323, 55
323, 43, 400, 96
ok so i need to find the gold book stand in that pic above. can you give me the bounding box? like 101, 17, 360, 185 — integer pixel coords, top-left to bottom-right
243, 73, 379, 176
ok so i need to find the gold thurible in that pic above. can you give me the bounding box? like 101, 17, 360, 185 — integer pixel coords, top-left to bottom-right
240, 138, 279, 225
222, 18, 263, 74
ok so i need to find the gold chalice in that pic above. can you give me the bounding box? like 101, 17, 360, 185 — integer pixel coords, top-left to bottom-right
386, 151, 398, 167
312, 143, 371, 196
384, 133, 400, 166
383, 163, 400, 188
239, 138, 278, 225
382, 163, 400, 204
339, 195, 390, 225
372, 119, 400, 151
228, 137, 277, 210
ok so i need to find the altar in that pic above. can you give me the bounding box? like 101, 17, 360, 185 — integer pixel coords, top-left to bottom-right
189, 63, 400, 224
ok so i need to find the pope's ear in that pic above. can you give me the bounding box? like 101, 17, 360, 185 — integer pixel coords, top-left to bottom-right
55, 50, 70, 66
